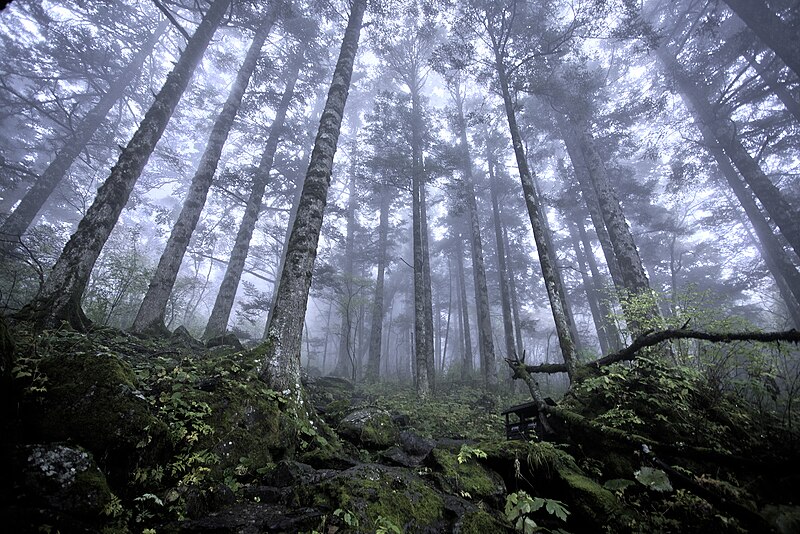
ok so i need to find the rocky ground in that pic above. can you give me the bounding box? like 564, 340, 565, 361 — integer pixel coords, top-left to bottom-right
1, 320, 799, 533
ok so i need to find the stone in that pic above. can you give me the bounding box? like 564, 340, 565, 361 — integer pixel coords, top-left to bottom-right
338, 407, 399, 449
205, 333, 243, 350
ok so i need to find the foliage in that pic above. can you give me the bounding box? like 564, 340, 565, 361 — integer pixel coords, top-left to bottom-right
504, 490, 570, 533
634, 467, 673, 492
457, 444, 487, 464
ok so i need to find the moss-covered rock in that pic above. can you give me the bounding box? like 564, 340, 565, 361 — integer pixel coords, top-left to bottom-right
426, 447, 506, 505
24, 351, 169, 487
337, 407, 399, 449
303, 463, 445, 532
6, 443, 122, 533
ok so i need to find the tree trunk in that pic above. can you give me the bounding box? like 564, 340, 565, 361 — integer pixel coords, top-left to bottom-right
746, 50, 800, 123
365, 183, 390, 383
0, 20, 169, 250
133, 20, 274, 335
504, 226, 526, 359
454, 105, 497, 390
568, 219, 610, 354
492, 46, 577, 382
576, 221, 622, 352
660, 49, 800, 261
723, 0, 800, 79
455, 232, 474, 381
203, 58, 302, 340
333, 145, 359, 378
21, 0, 231, 330
487, 149, 515, 362
420, 175, 436, 392
255, 0, 366, 411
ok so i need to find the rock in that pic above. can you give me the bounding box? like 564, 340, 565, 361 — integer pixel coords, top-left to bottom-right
173, 502, 325, 533
379, 446, 422, 468
205, 333, 243, 350
7, 443, 119, 532
400, 430, 436, 457
23, 352, 169, 488
261, 460, 318, 488
185, 483, 236, 519
338, 407, 399, 449
426, 447, 507, 506
391, 412, 411, 428
171, 325, 203, 348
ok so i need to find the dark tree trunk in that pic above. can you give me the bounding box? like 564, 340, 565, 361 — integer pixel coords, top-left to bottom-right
21, 0, 231, 330
204, 58, 302, 340
723, 0, 800, 79
487, 148, 516, 363
492, 45, 577, 381
0, 20, 169, 250
455, 232, 474, 381
132, 19, 274, 335
365, 184, 390, 383
255, 0, 366, 410
568, 219, 610, 354
504, 226, 526, 359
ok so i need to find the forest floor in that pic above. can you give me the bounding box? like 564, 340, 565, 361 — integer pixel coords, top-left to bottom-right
1, 319, 799, 533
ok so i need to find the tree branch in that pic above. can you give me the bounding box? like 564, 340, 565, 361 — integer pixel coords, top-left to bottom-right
153, 0, 191, 41
524, 329, 800, 375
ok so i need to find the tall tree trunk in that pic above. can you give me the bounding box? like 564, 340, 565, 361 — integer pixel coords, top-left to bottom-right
576, 221, 622, 352
0, 20, 169, 250
365, 184, 390, 382
660, 49, 800, 261
21, 0, 231, 330
492, 45, 577, 382
558, 117, 625, 291
133, 19, 274, 335
504, 226, 526, 359
487, 149, 515, 363
722, 0, 800, 79
410, 88, 434, 397
568, 219, 610, 354
203, 58, 302, 340
255, 0, 366, 412
333, 145, 359, 378
455, 233, 474, 381
420, 177, 436, 391
454, 105, 496, 390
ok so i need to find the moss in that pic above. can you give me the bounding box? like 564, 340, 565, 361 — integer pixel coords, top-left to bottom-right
307, 464, 443, 532
557, 468, 632, 531
427, 448, 505, 502
460, 509, 510, 533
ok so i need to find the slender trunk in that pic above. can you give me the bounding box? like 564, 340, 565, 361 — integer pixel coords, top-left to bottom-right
420, 178, 436, 391
455, 233, 474, 380
722, 0, 800, 79
558, 117, 625, 291
256, 0, 366, 409
21, 0, 231, 330
0, 20, 169, 248
442, 262, 452, 373
133, 20, 273, 334
321, 299, 333, 373
493, 46, 577, 382
504, 226, 526, 359
454, 106, 496, 390
365, 186, 389, 382
487, 149, 516, 363
568, 219, 609, 354
333, 142, 359, 377
660, 48, 800, 260
577, 221, 622, 351
204, 58, 302, 339
410, 88, 433, 397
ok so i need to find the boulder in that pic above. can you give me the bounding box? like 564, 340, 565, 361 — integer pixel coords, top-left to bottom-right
338, 407, 399, 449
205, 333, 243, 350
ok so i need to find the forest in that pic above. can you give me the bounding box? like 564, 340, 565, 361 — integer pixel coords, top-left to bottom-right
1, 0, 800, 532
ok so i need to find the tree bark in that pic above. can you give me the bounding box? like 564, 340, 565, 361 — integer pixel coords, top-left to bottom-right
365, 183, 390, 382
133, 19, 274, 335
255, 0, 366, 411
504, 226, 526, 359
0, 20, 169, 250
567, 219, 610, 354
21, 0, 231, 330
455, 231, 474, 381
203, 57, 302, 340
492, 43, 577, 382
723, 0, 800, 80
487, 148, 516, 363
746, 50, 800, 123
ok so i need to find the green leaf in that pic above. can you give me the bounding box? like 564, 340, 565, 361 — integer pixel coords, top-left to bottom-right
603, 478, 636, 493
545, 499, 570, 521
635, 467, 673, 492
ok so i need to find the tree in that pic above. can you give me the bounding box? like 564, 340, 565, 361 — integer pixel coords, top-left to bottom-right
721, 0, 800, 80
0, 19, 169, 251
132, 15, 277, 335
255, 0, 367, 414
20, 0, 232, 330
204, 54, 303, 340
